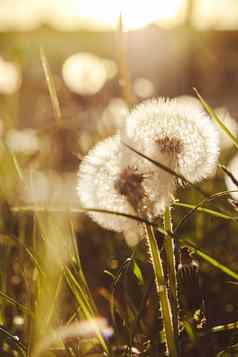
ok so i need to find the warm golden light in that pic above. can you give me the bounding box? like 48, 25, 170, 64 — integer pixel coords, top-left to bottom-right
71, 0, 185, 30
0, 0, 186, 31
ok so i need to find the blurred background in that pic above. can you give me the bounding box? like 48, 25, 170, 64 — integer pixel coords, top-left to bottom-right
1, 1, 238, 356
2, 0, 238, 130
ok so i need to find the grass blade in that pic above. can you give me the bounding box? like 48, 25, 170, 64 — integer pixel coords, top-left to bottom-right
174, 201, 238, 221
40, 48, 62, 122
0, 326, 27, 354
174, 190, 238, 233
0, 290, 33, 317
194, 88, 238, 150
12, 205, 156, 226
117, 14, 135, 108
220, 164, 238, 187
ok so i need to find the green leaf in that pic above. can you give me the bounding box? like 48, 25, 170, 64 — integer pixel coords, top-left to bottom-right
132, 261, 144, 285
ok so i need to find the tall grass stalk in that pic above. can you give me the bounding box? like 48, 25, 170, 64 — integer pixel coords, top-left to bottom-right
117, 14, 135, 108
40, 48, 62, 123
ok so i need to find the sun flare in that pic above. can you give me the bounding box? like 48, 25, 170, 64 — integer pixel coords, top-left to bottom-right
76, 0, 185, 30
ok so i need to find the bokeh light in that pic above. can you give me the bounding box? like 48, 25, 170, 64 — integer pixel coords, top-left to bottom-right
62, 53, 113, 96
0, 57, 21, 95
133, 78, 155, 99
6, 129, 39, 154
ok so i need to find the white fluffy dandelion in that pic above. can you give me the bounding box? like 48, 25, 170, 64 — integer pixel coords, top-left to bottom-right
77, 135, 147, 240
225, 154, 238, 201
121, 98, 220, 212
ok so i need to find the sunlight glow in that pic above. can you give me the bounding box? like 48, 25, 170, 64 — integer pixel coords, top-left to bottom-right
69, 0, 185, 30
0, 0, 186, 31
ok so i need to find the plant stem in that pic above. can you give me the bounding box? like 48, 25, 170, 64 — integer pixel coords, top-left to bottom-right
144, 223, 177, 357
163, 207, 180, 353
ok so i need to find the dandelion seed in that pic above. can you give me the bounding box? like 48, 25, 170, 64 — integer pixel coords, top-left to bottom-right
114, 166, 145, 210
121, 98, 219, 212
77, 135, 144, 237
225, 154, 238, 201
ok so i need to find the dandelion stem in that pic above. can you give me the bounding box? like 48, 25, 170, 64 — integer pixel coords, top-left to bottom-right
163, 207, 180, 354
144, 223, 177, 357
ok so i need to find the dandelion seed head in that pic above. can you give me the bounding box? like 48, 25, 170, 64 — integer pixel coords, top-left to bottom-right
156, 135, 183, 155
225, 154, 238, 201
114, 166, 145, 211
77, 135, 142, 234
121, 98, 219, 213
122, 98, 219, 182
